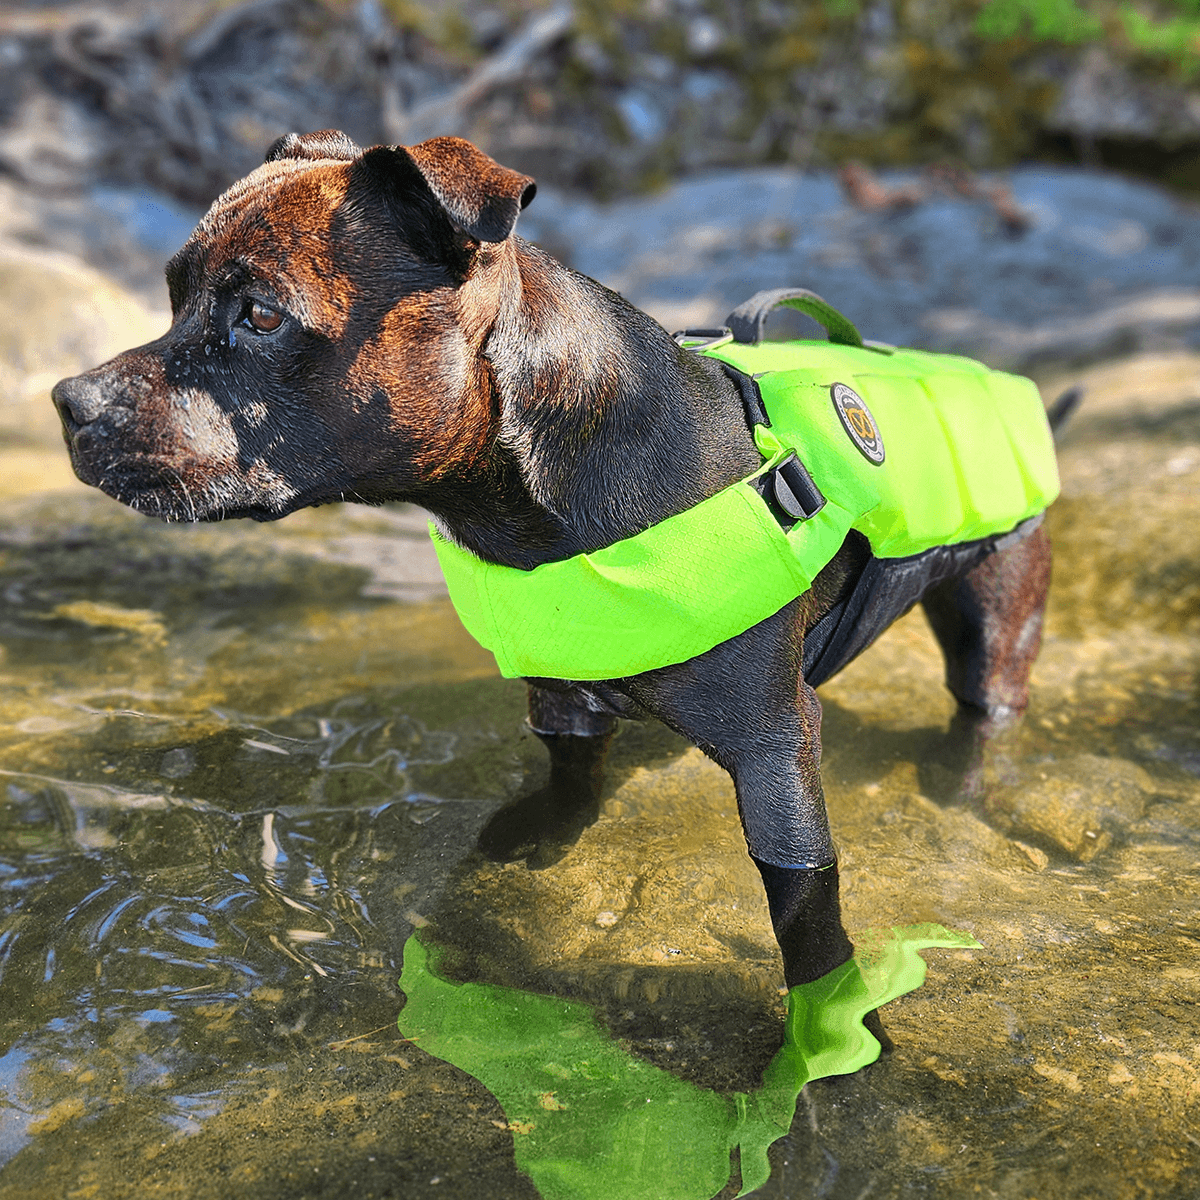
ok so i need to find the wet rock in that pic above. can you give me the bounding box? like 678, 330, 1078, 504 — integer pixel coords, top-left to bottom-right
984, 754, 1157, 862
869, 782, 1049, 876
520, 166, 1200, 370
0, 240, 164, 434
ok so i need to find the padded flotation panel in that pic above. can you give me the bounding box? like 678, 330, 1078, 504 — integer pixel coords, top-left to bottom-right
432, 305, 1058, 681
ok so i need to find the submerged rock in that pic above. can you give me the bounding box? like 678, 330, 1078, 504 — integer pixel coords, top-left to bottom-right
434, 748, 784, 1010
984, 753, 1157, 861
1046, 350, 1200, 637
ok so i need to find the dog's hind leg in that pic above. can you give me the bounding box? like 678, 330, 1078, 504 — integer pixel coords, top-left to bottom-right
920, 524, 1052, 801
476, 684, 617, 867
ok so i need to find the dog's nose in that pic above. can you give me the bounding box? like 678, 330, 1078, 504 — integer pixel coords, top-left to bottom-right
52, 374, 108, 430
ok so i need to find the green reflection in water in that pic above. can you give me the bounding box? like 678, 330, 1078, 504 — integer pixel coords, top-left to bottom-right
399, 923, 980, 1199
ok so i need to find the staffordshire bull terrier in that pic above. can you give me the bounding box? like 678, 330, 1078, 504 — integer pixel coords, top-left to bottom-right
52, 131, 1055, 995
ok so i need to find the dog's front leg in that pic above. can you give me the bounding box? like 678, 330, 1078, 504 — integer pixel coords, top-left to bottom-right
620, 606, 854, 988
734, 678, 854, 989
477, 684, 617, 867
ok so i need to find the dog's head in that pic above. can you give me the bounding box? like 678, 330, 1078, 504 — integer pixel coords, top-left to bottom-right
52, 133, 535, 521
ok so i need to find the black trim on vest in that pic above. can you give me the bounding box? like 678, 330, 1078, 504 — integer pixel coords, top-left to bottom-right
716, 360, 770, 428
716, 359, 828, 528
802, 514, 1044, 688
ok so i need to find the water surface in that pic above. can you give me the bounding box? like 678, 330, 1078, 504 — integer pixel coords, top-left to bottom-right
0, 349, 1198, 1198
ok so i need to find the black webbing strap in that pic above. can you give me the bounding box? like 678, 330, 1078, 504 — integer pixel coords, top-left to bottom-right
713, 359, 826, 524
714, 360, 770, 427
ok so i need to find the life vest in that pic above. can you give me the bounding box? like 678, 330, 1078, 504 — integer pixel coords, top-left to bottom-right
431, 292, 1060, 681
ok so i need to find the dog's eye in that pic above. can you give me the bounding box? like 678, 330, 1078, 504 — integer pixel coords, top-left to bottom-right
246, 301, 284, 334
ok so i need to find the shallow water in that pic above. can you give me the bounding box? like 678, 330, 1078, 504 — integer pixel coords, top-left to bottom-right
0, 349, 1199, 1199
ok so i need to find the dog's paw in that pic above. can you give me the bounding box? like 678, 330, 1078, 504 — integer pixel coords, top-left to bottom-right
919, 706, 1025, 806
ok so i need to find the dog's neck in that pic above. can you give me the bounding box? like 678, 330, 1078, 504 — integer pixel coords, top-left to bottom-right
422, 238, 761, 570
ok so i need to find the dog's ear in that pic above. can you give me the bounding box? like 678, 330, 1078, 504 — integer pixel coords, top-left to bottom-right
401, 137, 537, 243
265, 130, 363, 164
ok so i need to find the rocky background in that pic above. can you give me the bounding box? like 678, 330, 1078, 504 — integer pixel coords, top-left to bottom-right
3, 0, 1200, 203
1, 0, 1200, 373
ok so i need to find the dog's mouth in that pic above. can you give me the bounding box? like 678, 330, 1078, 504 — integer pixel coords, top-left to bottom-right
53, 367, 341, 525
55, 389, 304, 523
73, 452, 209, 522
67, 446, 294, 524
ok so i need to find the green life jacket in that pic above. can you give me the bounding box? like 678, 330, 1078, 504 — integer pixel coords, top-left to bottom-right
431, 297, 1059, 681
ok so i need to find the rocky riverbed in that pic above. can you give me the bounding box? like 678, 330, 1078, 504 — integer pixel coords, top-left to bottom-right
0, 167, 1197, 1198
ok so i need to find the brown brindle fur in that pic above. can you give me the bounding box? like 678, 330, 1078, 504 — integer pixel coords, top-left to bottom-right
53, 132, 1053, 1004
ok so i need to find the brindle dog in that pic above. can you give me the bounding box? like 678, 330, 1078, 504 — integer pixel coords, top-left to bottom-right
52, 132, 1051, 995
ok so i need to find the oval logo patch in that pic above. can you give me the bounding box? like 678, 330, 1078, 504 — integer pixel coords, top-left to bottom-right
831, 382, 885, 465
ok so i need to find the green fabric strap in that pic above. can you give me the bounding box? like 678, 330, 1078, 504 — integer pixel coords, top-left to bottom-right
431, 338, 1060, 681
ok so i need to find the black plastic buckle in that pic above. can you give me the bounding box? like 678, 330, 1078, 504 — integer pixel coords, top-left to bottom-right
761, 453, 826, 524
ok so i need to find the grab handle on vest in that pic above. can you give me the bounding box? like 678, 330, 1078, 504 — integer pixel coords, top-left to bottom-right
727, 288, 865, 348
